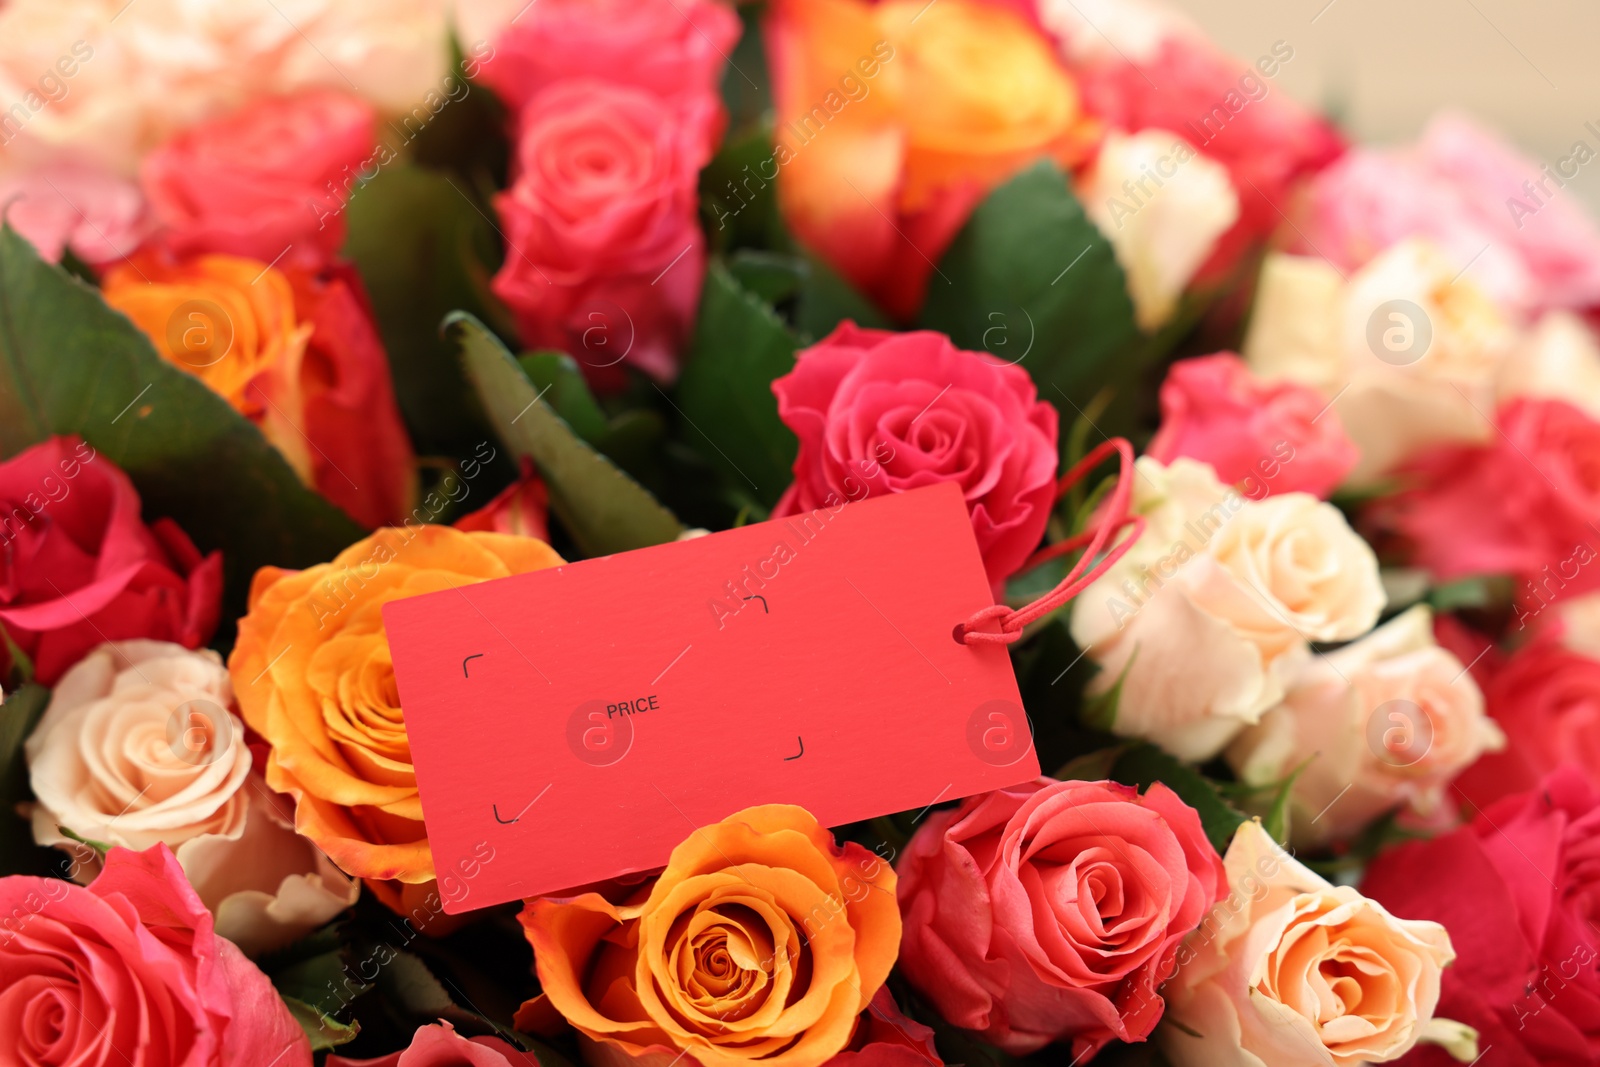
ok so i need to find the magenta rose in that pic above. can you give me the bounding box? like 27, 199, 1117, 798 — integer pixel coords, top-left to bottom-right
772, 324, 1059, 588
1361, 766, 1600, 1067
491, 80, 711, 386
141, 90, 377, 268
1145, 353, 1357, 498
0, 844, 309, 1066
0, 436, 222, 685
896, 778, 1225, 1059
328, 1022, 539, 1066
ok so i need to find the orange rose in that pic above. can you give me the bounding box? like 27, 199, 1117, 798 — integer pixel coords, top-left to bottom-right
228, 526, 564, 911
519, 804, 900, 1067
767, 0, 1095, 319
103, 253, 417, 528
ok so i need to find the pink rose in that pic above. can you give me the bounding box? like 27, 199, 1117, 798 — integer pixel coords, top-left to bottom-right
896, 778, 1225, 1059
1300, 112, 1600, 316
141, 91, 378, 269
0, 844, 310, 1066
477, 0, 737, 132
491, 80, 711, 386
771, 323, 1059, 589
328, 1022, 539, 1066
0, 164, 149, 266
1145, 353, 1357, 498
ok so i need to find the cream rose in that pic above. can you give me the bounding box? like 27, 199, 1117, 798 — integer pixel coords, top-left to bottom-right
1070, 458, 1383, 761
1496, 310, 1600, 424
25, 641, 356, 956
1245, 239, 1516, 485
1227, 605, 1504, 844
1084, 129, 1239, 331
1160, 821, 1474, 1067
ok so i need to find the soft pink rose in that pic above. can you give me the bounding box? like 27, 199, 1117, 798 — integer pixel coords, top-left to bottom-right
771, 323, 1059, 589
1300, 112, 1600, 316
1146, 353, 1357, 498
491, 80, 711, 386
0, 844, 310, 1066
896, 778, 1225, 1059
0, 164, 149, 266
328, 1022, 540, 1066
141, 91, 377, 268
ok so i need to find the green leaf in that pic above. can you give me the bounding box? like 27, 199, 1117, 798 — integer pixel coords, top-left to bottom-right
517, 352, 609, 445
56, 825, 110, 856
1108, 744, 1247, 855
701, 122, 785, 255
281, 995, 360, 1051
918, 161, 1141, 426
1054, 744, 1130, 783
450, 314, 685, 555
1080, 651, 1137, 733
0, 225, 363, 618
1428, 575, 1507, 614
344, 164, 506, 459
793, 253, 893, 341
727, 250, 805, 307
0, 683, 51, 875
674, 263, 799, 508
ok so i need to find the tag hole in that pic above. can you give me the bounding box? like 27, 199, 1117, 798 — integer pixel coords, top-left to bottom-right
951, 624, 968, 645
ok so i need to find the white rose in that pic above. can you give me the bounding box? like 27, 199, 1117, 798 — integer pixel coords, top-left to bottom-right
1035, 0, 1202, 64
25, 641, 356, 956
1227, 605, 1504, 845
1084, 129, 1239, 331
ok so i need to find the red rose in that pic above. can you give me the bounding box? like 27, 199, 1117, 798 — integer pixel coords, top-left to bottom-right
453, 459, 549, 542
328, 1022, 539, 1066
0, 844, 310, 1066
141, 90, 378, 269
1383, 398, 1600, 599
0, 437, 222, 685
896, 778, 1225, 1059
1361, 766, 1600, 1067
491, 80, 712, 386
1145, 353, 1357, 498
771, 324, 1058, 588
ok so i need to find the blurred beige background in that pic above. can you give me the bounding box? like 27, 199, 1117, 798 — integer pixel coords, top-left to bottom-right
1171, 0, 1600, 207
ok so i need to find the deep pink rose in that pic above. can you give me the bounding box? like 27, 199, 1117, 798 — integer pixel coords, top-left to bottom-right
1146, 353, 1357, 498
0, 436, 222, 685
328, 1022, 540, 1066
0, 164, 149, 266
1299, 112, 1600, 315
1361, 767, 1600, 1067
491, 80, 711, 387
771, 323, 1059, 588
1382, 398, 1600, 598
0, 844, 309, 1066
477, 0, 737, 135
141, 91, 377, 269
896, 778, 1225, 1059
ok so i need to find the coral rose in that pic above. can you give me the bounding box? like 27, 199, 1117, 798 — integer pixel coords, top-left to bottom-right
329, 1022, 540, 1066
0, 436, 221, 685
0, 843, 310, 1066
1161, 821, 1470, 1067
25, 640, 357, 956
1145, 353, 1357, 499
896, 778, 1225, 1059
767, 0, 1096, 319
229, 525, 563, 909
771, 323, 1058, 590
0, 164, 149, 266
141, 90, 378, 268
518, 804, 899, 1067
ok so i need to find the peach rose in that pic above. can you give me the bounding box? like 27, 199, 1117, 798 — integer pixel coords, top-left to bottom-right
1160, 821, 1473, 1067
518, 804, 899, 1067
1244, 240, 1516, 486
1226, 606, 1504, 845
229, 525, 563, 910
24, 640, 358, 956
1070, 457, 1384, 761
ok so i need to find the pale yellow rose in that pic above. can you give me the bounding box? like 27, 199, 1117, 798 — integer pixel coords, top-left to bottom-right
1160, 821, 1474, 1067
1227, 605, 1504, 845
1069, 458, 1384, 761
25, 641, 356, 956
1496, 310, 1600, 423
1244, 240, 1516, 485
1084, 129, 1239, 330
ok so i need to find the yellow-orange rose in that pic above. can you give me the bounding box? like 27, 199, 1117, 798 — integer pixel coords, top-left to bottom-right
768, 0, 1095, 319
519, 804, 900, 1067
229, 525, 564, 910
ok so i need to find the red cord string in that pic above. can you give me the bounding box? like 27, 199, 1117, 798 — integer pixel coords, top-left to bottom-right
954, 437, 1143, 646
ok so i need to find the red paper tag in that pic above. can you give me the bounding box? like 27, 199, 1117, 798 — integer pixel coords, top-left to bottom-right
383, 481, 1038, 910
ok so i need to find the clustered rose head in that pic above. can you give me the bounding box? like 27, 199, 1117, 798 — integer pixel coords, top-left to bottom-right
519, 803, 900, 1067
329, 1022, 540, 1067
895, 777, 1225, 1059
772, 323, 1059, 591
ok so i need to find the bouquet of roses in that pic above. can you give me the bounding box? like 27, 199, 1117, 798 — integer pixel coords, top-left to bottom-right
1, 0, 1596, 1065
